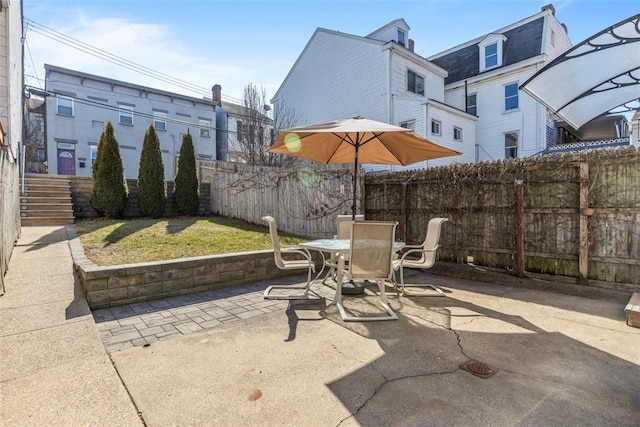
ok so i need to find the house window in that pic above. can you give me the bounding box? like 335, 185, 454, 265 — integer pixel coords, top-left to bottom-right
37, 149, 45, 161
505, 132, 518, 158
199, 119, 211, 137
431, 119, 441, 136
397, 29, 406, 45
454, 126, 463, 141
89, 145, 98, 165
467, 93, 477, 116
479, 34, 506, 72
237, 120, 244, 142
505, 83, 519, 111
399, 120, 415, 130
119, 106, 133, 125
484, 43, 498, 69
56, 96, 73, 116
407, 70, 424, 95
153, 112, 167, 131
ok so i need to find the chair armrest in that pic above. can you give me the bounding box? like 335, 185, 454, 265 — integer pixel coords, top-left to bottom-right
402, 244, 424, 251
399, 247, 435, 262
281, 246, 313, 260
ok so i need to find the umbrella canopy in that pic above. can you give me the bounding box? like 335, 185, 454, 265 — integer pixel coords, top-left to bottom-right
267, 116, 461, 218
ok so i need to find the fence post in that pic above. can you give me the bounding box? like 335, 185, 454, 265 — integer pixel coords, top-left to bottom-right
402, 182, 408, 243
579, 162, 590, 285
514, 179, 525, 278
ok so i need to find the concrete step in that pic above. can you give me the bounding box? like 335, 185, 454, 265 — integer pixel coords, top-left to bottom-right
20, 196, 72, 204
21, 217, 75, 226
21, 203, 73, 212
23, 173, 70, 181
20, 190, 72, 198
21, 183, 71, 192
625, 292, 640, 328
21, 210, 74, 218
20, 174, 76, 227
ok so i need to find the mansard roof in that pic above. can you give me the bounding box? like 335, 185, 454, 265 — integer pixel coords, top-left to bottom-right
430, 16, 544, 85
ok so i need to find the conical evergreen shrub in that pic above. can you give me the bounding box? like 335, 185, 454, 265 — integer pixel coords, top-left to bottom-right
138, 124, 166, 218
90, 121, 128, 218
174, 131, 199, 216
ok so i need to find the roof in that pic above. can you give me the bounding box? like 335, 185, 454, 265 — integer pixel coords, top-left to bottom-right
273, 21, 447, 101
44, 64, 218, 108
430, 16, 545, 85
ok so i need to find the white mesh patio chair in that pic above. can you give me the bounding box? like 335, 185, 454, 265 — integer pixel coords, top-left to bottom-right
322, 214, 364, 285
262, 216, 318, 300
334, 220, 399, 321
392, 217, 449, 297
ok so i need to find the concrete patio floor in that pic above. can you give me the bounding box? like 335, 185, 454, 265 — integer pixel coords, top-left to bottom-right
1, 226, 639, 426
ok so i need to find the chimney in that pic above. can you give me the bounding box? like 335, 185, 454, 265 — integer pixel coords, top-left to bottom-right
408, 39, 415, 52
212, 84, 222, 106
541, 4, 555, 15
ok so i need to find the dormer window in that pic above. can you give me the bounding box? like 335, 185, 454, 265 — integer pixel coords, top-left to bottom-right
479, 34, 507, 72
484, 43, 498, 68
397, 29, 406, 45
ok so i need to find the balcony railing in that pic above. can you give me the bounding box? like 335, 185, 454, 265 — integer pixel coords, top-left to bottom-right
544, 137, 630, 155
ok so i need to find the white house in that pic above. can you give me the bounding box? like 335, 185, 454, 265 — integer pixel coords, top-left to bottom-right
44, 65, 224, 180
0, 0, 23, 291
429, 4, 572, 161
272, 5, 574, 167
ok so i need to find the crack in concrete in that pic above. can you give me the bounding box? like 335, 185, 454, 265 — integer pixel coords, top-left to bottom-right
335, 311, 473, 426
336, 366, 462, 426
108, 354, 148, 427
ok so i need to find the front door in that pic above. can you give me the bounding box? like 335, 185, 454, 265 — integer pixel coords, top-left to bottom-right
57, 149, 75, 175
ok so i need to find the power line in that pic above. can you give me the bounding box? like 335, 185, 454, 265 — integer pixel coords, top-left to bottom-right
24, 17, 245, 104
24, 37, 42, 89
25, 85, 240, 135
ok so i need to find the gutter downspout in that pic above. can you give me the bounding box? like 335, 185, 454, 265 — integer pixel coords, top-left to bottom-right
387, 47, 393, 125
387, 46, 394, 172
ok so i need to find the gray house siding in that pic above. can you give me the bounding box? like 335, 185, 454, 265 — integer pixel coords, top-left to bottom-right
45, 65, 218, 180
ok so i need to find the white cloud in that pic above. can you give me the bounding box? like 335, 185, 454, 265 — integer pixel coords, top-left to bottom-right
25, 13, 272, 104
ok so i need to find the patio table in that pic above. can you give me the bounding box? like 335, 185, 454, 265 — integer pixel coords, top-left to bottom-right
300, 238, 404, 297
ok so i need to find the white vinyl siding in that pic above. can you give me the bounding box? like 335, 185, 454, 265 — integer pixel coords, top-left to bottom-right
273, 30, 389, 124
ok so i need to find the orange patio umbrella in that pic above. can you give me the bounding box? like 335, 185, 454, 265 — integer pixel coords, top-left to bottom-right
267, 116, 461, 218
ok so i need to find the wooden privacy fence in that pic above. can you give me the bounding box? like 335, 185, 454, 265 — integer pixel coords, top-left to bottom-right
198, 160, 360, 238
366, 147, 640, 286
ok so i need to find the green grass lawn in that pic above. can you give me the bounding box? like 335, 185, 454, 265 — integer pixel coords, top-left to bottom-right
75, 216, 306, 266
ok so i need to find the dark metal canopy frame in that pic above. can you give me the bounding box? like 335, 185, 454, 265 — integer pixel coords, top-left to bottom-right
521, 13, 640, 130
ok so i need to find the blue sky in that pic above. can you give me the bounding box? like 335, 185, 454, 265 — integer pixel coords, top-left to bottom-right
24, 0, 640, 105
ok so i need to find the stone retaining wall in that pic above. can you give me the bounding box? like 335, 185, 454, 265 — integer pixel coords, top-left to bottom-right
67, 226, 310, 309
68, 176, 211, 219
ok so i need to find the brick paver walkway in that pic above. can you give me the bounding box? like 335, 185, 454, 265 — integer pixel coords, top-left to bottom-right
93, 278, 335, 354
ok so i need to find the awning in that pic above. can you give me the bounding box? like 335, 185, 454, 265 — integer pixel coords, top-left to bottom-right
521, 14, 640, 130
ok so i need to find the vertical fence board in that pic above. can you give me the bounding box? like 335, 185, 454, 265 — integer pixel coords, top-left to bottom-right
365, 147, 640, 286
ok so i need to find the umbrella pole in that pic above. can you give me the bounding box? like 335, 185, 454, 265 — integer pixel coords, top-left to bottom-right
352, 143, 359, 220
